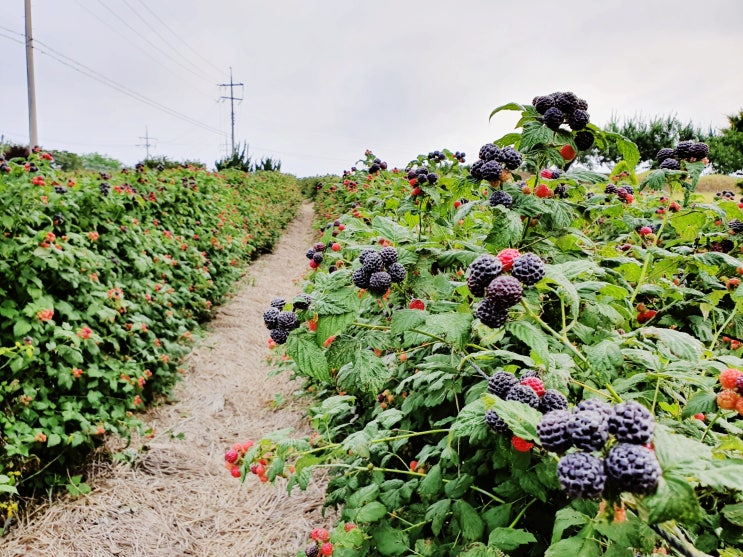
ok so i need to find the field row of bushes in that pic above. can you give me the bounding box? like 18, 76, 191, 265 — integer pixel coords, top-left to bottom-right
0, 153, 302, 526
241, 102, 743, 556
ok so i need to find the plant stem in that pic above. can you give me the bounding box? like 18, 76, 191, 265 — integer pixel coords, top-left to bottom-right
707, 303, 740, 351
509, 497, 537, 528
520, 300, 588, 364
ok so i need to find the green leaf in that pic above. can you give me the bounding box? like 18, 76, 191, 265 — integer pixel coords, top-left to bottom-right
584, 340, 623, 379
519, 121, 555, 152
13, 319, 33, 337
639, 169, 667, 192
640, 327, 703, 361
454, 499, 485, 540
355, 501, 387, 523
681, 390, 718, 418
347, 483, 380, 509
285, 330, 331, 383
316, 312, 355, 345
545, 534, 601, 557
488, 528, 537, 551
390, 309, 427, 336
484, 208, 523, 249
551, 507, 590, 544
444, 474, 473, 498
425, 499, 451, 536
506, 320, 550, 367
639, 474, 702, 524
372, 216, 413, 244
371, 523, 409, 556
722, 503, 743, 527
486, 396, 541, 442
451, 398, 488, 440
418, 464, 443, 497
423, 312, 473, 350
694, 459, 743, 492
670, 211, 706, 242
605, 132, 640, 169
336, 349, 392, 395
489, 102, 525, 120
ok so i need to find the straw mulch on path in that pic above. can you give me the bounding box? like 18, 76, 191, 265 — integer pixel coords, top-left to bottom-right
2, 201, 331, 557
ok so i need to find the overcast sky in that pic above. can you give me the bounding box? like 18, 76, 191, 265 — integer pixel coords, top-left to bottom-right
1, 1, 742, 176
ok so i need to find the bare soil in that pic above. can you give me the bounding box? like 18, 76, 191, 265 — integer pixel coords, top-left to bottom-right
2, 201, 329, 557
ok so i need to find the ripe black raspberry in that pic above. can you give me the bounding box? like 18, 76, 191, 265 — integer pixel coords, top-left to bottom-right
306, 248, 316, 260
622, 185, 635, 194
608, 401, 654, 444
352, 268, 371, 288
557, 452, 606, 499
470, 160, 485, 181
358, 248, 377, 265
511, 253, 546, 286
479, 143, 501, 162
660, 158, 680, 170
263, 307, 280, 329
554, 184, 568, 199
576, 98, 589, 111
498, 147, 523, 170
270, 297, 286, 309
485, 409, 510, 433
729, 219, 743, 233
574, 130, 595, 150
379, 246, 398, 266
568, 410, 609, 451
467, 254, 503, 297
542, 107, 565, 131
575, 398, 612, 418
427, 172, 438, 184
537, 410, 573, 453
312, 252, 324, 264
387, 262, 406, 283
604, 443, 661, 495
674, 140, 694, 160
480, 160, 504, 182
605, 184, 619, 194
505, 384, 540, 409
305, 544, 320, 557
539, 390, 569, 413
534, 96, 555, 115
475, 299, 509, 328
487, 371, 519, 398
270, 328, 289, 344
567, 109, 590, 131
277, 311, 299, 331
362, 251, 384, 273
368, 271, 392, 295
555, 92, 579, 114
368, 163, 381, 173
484, 275, 523, 308
689, 142, 709, 159
54, 186, 68, 194
489, 190, 513, 209
293, 293, 312, 310
656, 148, 675, 163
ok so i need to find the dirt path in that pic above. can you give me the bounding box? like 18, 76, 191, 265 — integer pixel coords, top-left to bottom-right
2, 201, 329, 557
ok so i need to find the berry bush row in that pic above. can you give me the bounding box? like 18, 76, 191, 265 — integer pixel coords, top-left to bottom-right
234, 93, 743, 557
0, 152, 302, 524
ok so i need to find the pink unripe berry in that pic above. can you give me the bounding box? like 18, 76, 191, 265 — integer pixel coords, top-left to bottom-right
639, 226, 652, 236
225, 449, 239, 463
320, 542, 334, 556
230, 465, 241, 478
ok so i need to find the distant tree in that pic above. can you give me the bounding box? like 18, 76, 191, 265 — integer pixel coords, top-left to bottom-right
139, 155, 206, 170
79, 152, 124, 172
707, 110, 743, 175
579, 114, 709, 170
49, 150, 83, 171
253, 156, 281, 172
215, 142, 252, 172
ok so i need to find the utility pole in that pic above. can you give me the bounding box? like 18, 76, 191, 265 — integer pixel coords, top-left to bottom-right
25, 0, 39, 149
218, 67, 243, 153
137, 127, 157, 159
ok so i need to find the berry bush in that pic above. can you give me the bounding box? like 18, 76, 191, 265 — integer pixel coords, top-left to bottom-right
0, 152, 302, 521
235, 93, 743, 556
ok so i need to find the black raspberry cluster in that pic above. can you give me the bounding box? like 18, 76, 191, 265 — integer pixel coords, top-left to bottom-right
656, 140, 710, 170
263, 294, 311, 345
351, 246, 406, 296
467, 249, 546, 328
470, 143, 523, 185
406, 166, 439, 197
485, 370, 569, 441
306, 242, 329, 270
532, 91, 595, 151
537, 400, 662, 500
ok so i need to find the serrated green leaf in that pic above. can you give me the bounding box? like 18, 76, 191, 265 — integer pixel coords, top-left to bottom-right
355, 500, 387, 523
371, 216, 413, 244
418, 464, 443, 497
371, 523, 409, 556
639, 473, 702, 524
584, 340, 623, 378
454, 499, 485, 540
639, 169, 667, 192
484, 208, 523, 249
551, 507, 590, 544
488, 528, 536, 551
347, 483, 380, 509
425, 498, 451, 536
681, 391, 718, 418
489, 102, 525, 120
423, 311, 473, 350
285, 331, 331, 383
506, 320, 550, 367
444, 474, 473, 498
545, 534, 601, 557
316, 312, 355, 345
722, 503, 743, 526
337, 349, 392, 395
487, 396, 541, 442
13, 319, 32, 337
670, 211, 706, 242
390, 309, 427, 335
640, 327, 703, 362
452, 398, 488, 440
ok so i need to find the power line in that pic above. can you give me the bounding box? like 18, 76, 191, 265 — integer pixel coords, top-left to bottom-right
131, 0, 225, 80
136, 126, 157, 159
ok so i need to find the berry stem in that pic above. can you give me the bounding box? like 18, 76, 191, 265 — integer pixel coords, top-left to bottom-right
628, 196, 673, 307
519, 300, 588, 365
706, 303, 741, 351
508, 497, 537, 529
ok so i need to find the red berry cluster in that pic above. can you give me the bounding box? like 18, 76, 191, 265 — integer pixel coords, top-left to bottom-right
716, 367, 743, 415
636, 303, 657, 324
223, 439, 254, 479
305, 527, 333, 556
